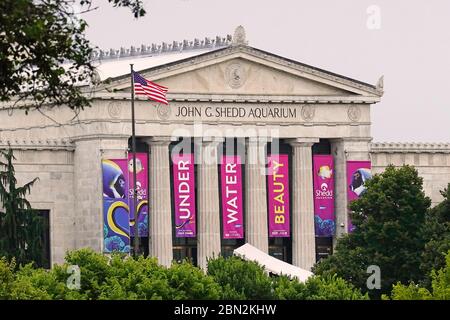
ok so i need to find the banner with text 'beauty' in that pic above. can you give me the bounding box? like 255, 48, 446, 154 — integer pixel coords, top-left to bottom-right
267, 154, 290, 237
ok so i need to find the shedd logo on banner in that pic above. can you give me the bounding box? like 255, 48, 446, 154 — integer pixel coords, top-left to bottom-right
316, 182, 333, 198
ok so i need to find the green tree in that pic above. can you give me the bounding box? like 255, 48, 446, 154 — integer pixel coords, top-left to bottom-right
314, 165, 432, 299
207, 255, 275, 299
386, 250, 450, 300
0, 249, 369, 300
9, 249, 222, 300
0, 147, 46, 267
61, 248, 221, 300
206, 255, 367, 300
0, 257, 16, 299
420, 183, 450, 287
0, 0, 145, 111
274, 274, 368, 300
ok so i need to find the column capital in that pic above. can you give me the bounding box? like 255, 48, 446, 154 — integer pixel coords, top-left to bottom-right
329, 137, 373, 143
286, 138, 319, 148
143, 136, 174, 146
330, 138, 371, 160
246, 136, 272, 145
200, 136, 225, 144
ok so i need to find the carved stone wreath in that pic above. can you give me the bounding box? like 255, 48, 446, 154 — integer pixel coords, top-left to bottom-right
301, 105, 315, 122
107, 101, 121, 119
225, 63, 246, 89
347, 105, 361, 122
155, 103, 171, 120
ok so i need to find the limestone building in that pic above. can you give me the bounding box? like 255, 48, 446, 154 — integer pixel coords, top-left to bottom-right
1, 27, 449, 269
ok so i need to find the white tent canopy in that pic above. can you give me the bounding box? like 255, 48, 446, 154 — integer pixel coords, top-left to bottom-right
233, 243, 313, 283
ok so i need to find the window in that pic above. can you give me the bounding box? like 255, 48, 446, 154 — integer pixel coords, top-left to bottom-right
315, 237, 333, 262
36, 210, 51, 269
173, 244, 197, 265
269, 237, 292, 263
130, 237, 149, 257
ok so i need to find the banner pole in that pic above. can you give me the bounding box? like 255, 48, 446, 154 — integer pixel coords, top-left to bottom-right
130, 64, 139, 257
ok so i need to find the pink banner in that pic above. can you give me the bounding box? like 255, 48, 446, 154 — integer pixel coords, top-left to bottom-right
267, 154, 290, 237
220, 155, 244, 239
313, 155, 335, 237
127, 153, 148, 237
346, 161, 372, 232
173, 153, 196, 237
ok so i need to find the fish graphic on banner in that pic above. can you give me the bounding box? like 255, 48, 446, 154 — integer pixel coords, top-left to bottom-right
127, 153, 149, 237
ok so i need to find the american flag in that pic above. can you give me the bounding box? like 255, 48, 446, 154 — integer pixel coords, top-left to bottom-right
133, 71, 169, 105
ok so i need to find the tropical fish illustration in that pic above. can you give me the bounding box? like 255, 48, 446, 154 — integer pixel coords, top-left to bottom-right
128, 158, 144, 174
318, 165, 333, 179
102, 159, 126, 199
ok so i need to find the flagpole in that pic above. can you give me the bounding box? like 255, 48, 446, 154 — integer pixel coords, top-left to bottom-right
130, 64, 139, 257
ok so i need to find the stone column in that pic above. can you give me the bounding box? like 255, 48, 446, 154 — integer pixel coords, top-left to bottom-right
288, 138, 319, 271
145, 137, 173, 267
245, 137, 269, 253
197, 137, 222, 270
331, 138, 371, 246
73, 136, 128, 258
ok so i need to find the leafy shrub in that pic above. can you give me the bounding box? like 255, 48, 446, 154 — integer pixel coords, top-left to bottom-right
0, 257, 15, 299
0, 249, 372, 300
274, 274, 368, 300
207, 255, 367, 300
386, 251, 450, 300
207, 255, 275, 300
165, 261, 221, 300
420, 184, 450, 288
61, 248, 112, 299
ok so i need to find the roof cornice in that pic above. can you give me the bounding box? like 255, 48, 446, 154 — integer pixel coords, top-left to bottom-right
91, 92, 380, 104
371, 142, 450, 153
0, 138, 75, 151
90, 35, 232, 62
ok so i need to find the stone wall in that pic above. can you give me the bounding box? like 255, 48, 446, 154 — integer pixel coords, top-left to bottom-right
1, 147, 75, 265
0, 137, 129, 264
371, 143, 450, 206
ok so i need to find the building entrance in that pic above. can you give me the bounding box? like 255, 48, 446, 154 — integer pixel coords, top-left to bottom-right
269, 237, 292, 263
173, 245, 198, 265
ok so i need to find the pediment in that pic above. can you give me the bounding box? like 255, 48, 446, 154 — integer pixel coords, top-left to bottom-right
149, 58, 354, 96
99, 46, 382, 100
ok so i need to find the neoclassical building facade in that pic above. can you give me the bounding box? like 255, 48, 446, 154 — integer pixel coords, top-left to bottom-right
1, 27, 449, 269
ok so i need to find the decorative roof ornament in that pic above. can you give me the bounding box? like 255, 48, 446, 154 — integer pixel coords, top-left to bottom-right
232, 25, 248, 46
91, 70, 101, 86
91, 33, 233, 61
376, 75, 384, 92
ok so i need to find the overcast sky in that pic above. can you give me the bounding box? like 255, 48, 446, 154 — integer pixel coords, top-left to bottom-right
83, 0, 450, 143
